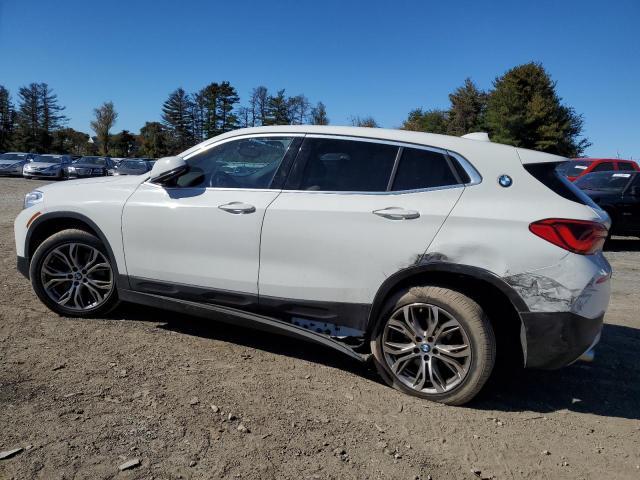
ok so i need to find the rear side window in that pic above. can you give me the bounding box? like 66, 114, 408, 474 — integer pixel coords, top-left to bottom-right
560, 160, 591, 177
592, 162, 616, 172
294, 138, 397, 192
617, 162, 635, 171
524, 162, 599, 207
392, 148, 459, 191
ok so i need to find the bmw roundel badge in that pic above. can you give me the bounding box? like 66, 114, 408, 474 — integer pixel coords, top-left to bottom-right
498, 174, 513, 187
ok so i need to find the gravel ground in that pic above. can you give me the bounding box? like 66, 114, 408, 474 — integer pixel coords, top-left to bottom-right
1, 177, 639, 480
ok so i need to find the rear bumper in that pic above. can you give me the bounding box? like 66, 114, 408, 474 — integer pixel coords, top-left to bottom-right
520, 311, 603, 369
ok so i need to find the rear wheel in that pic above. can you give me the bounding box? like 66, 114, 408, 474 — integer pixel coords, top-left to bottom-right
29, 229, 119, 317
371, 286, 495, 405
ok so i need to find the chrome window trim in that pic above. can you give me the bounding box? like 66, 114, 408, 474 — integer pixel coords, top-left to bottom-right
446, 150, 482, 186
182, 133, 306, 160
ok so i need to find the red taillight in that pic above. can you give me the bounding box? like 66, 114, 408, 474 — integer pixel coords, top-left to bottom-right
529, 218, 608, 255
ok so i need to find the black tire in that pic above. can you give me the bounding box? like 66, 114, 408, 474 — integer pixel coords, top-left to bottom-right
371, 286, 496, 405
29, 229, 119, 317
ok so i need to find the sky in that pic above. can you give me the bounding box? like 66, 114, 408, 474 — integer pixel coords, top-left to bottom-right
1, 0, 639, 158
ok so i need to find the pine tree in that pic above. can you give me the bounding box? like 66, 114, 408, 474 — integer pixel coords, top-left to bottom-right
161, 88, 195, 152
0, 86, 15, 151
265, 90, 291, 125
14, 83, 67, 152
485, 62, 589, 156
447, 78, 487, 136
217, 81, 239, 133
310, 102, 329, 125
90, 101, 118, 155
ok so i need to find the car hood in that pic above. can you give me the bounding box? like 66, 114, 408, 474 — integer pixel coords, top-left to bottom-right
27, 161, 61, 168
38, 173, 147, 193
115, 168, 146, 174
0, 159, 25, 165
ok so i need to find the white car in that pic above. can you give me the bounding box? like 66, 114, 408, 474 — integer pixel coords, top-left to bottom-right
14, 126, 612, 405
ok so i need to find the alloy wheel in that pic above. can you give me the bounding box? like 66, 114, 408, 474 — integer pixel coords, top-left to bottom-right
40, 242, 113, 311
382, 303, 472, 394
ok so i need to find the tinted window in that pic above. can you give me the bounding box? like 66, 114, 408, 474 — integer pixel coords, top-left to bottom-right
592, 162, 616, 172
559, 160, 591, 177
392, 148, 458, 191
295, 138, 397, 192
617, 162, 635, 171
175, 137, 294, 189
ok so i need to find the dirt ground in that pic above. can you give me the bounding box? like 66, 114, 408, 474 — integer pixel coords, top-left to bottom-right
1, 177, 639, 480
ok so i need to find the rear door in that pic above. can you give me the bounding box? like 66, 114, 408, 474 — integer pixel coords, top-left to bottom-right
258, 136, 466, 324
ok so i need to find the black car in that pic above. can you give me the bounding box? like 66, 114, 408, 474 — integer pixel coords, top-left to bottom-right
575, 171, 640, 237
64, 156, 115, 179
112, 158, 154, 176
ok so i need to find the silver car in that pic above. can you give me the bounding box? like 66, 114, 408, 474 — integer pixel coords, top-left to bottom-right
0, 152, 33, 176
23, 154, 73, 179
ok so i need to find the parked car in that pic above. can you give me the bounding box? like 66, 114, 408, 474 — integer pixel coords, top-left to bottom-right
0, 152, 33, 176
14, 126, 611, 405
557, 158, 639, 182
111, 158, 154, 176
22, 154, 73, 179
575, 171, 640, 237
64, 156, 115, 179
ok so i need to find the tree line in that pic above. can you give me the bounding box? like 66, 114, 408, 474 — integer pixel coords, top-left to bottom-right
0, 62, 589, 159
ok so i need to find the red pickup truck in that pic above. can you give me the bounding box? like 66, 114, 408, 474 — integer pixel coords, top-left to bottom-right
558, 158, 639, 182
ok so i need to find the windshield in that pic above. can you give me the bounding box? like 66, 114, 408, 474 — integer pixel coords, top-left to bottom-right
0, 153, 28, 161
75, 157, 107, 166
120, 160, 147, 169
558, 160, 591, 177
575, 172, 633, 191
33, 155, 63, 163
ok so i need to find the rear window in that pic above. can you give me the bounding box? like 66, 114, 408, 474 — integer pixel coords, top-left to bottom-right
559, 160, 591, 177
391, 148, 459, 191
617, 162, 636, 171
524, 162, 599, 207
592, 162, 616, 172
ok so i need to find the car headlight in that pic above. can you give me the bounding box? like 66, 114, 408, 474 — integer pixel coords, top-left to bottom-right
67, 166, 76, 172
24, 190, 44, 209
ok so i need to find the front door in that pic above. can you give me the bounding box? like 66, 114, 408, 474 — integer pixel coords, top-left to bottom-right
122, 135, 300, 296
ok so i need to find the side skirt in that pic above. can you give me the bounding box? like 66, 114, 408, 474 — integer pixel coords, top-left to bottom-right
117, 288, 368, 363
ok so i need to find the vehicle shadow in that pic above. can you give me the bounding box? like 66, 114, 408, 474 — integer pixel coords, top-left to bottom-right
604, 237, 640, 252
113, 304, 639, 419
470, 323, 640, 420
113, 303, 378, 381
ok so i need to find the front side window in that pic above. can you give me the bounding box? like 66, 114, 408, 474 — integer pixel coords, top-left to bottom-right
175, 137, 295, 189
294, 138, 397, 192
392, 147, 459, 191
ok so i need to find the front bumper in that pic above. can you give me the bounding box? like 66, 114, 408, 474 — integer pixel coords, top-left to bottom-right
24, 170, 60, 177
17, 255, 29, 279
0, 166, 24, 176
520, 311, 603, 369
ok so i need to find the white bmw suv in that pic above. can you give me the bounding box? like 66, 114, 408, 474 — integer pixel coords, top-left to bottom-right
14, 126, 612, 405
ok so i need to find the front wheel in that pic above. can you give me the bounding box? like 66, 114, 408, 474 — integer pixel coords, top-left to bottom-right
371, 286, 495, 405
29, 229, 119, 317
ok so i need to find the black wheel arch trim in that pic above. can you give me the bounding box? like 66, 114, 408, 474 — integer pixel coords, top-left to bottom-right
24, 211, 126, 288
367, 261, 530, 332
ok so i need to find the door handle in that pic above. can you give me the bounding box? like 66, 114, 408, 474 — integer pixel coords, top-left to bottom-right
372, 207, 420, 220
218, 202, 256, 214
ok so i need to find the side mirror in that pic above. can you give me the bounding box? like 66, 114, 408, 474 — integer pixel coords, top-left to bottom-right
149, 156, 189, 184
